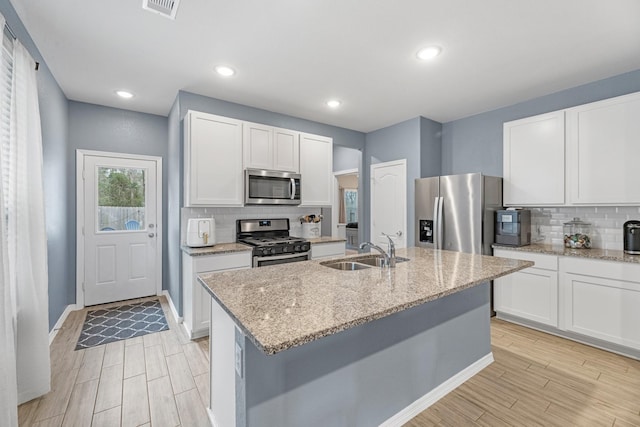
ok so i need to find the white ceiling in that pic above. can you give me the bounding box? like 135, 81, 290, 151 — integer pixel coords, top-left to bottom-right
10, 0, 640, 132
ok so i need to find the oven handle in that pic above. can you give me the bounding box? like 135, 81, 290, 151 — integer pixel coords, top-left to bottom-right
253, 251, 310, 267
290, 178, 296, 200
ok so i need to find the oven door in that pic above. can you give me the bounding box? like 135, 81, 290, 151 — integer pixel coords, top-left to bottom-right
253, 252, 310, 268
245, 169, 301, 205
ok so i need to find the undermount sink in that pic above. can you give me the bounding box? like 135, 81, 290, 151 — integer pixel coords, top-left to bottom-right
321, 261, 372, 271
356, 256, 410, 267
320, 256, 410, 271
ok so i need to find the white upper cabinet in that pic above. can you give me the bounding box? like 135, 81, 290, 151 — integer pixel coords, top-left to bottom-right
243, 122, 299, 173
503, 110, 565, 206
273, 127, 300, 172
503, 90, 640, 206
243, 123, 273, 170
184, 111, 244, 207
300, 132, 333, 206
566, 91, 640, 205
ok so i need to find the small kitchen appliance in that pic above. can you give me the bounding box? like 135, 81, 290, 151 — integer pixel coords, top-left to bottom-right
623, 220, 640, 255
237, 218, 310, 267
495, 209, 531, 247
186, 218, 215, 247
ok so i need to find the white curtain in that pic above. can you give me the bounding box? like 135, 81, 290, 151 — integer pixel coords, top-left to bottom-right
7, 40, 51, 406
0, 13, 18, 427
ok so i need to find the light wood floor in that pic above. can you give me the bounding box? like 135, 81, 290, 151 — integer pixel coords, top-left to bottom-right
18, 301, 640, 426
18, 296, 210, 427
406, 319, 640, 427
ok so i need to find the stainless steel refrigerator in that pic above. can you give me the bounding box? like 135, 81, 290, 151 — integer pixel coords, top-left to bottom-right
415, 173, 502, 255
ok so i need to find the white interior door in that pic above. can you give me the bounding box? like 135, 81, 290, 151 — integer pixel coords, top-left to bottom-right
80, 153, 161, 306
370, 160, 406, 249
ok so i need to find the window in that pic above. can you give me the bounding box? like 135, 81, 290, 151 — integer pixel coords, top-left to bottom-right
344, 189, 358, 223
96, 166, 146, 231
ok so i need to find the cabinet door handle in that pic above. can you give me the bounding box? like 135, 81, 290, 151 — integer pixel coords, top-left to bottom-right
148, 233, 155, 238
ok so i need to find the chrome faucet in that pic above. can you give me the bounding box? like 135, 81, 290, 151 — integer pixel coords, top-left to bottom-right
382, 233, 397, 268
360, 235, 397, 269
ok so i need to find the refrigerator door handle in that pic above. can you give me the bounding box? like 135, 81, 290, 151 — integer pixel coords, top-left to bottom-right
432, 197, 439, 249
437, 197, 444, 249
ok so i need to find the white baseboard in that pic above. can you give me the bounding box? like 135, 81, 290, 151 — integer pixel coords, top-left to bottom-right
49, 304, 79, 345
380, 352, 494, 427
162, 290, 183, 324
206, 408, 219, 427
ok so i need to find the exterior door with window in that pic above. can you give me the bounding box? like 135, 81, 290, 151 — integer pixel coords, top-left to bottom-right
82, 154, 159, 306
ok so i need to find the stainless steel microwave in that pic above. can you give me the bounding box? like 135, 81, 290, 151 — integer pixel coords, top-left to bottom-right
245, 169, 301, 205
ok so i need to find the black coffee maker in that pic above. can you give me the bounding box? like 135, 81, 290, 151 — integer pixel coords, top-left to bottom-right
623, 220, 640, 255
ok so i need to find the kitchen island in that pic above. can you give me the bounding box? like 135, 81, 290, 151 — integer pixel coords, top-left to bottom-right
198, 247, 532, 427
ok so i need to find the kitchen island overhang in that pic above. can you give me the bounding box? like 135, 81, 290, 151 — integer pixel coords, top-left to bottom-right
198, 247, 532, 427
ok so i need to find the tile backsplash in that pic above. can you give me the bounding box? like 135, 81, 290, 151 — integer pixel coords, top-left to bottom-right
530, 206, 640, 250
181, 207, 322, 245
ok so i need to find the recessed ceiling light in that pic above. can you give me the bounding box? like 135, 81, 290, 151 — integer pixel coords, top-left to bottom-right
326, 100, 341, 109
115, 90, 134, 99
215, 66, 235, 77
416, 46, 442, 61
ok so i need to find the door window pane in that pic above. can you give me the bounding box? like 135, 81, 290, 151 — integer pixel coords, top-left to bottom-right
97, 167, 146, 231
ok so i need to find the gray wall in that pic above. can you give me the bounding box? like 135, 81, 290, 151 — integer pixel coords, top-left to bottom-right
68, 101, 169, 305
178, 91, 366, 151
420, 116, 443, 178
1, 0, 72, 330
333, 145, 361, 172
442, 69, 640, 176
364, 117, 422, 246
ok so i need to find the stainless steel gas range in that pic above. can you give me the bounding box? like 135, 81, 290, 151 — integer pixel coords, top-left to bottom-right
237, 218, 311, 268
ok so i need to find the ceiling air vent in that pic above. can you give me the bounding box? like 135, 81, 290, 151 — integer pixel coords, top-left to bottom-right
142, 0, 181, 20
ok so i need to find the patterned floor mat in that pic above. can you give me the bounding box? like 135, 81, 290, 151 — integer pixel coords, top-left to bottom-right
75, 299, 169, 350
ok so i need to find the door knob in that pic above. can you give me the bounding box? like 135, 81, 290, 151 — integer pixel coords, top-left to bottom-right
148, 233, 155, 238
396, 231, 403, 237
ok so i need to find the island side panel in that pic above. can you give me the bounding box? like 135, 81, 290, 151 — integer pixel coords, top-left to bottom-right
209, 298, 237, 427
241, 283, 491, 427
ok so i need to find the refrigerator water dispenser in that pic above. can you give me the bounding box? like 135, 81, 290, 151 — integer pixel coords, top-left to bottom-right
419, 220, 434, 243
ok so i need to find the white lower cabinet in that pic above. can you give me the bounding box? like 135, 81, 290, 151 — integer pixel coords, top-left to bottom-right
560, 257, 640, 351
310, 242, 346, 260
495, 248, 640, 356
182, 251, 251, 339
493, 249, 559, 327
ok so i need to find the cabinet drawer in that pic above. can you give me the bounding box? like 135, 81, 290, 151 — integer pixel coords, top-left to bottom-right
494, 249, 557, 271
194, 252, 252, 273
560, 257, 640, 281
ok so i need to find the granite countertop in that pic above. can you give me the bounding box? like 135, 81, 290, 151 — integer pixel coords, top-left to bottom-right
181, 242, 252, 256
198, 247, 532, 355
305, 236, 347, 244
493, 243, 640, 265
